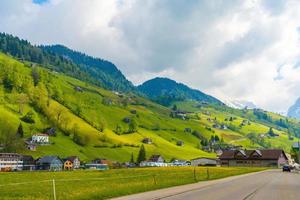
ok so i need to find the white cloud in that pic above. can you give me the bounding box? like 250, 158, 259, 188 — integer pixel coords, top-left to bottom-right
1, 0, 300, 113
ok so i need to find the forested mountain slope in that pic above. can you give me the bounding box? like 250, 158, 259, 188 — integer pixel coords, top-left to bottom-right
0, 33, 134, 92
138, 77, 222, 106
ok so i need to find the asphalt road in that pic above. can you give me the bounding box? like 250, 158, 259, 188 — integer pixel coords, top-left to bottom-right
113, 170, 300, 200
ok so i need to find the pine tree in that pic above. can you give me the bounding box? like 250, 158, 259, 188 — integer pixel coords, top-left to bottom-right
172, 104, 177, 111
268, 127, 275, 136
130, 152, 134, 163
137, 145, 146, 163
16, 123, 24, 138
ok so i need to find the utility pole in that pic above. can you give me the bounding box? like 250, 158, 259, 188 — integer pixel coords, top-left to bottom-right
52, 179, 56, 200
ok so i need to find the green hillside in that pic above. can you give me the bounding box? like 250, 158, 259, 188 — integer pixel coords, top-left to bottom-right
0, 33, 134, 92
0, 53, 298, 163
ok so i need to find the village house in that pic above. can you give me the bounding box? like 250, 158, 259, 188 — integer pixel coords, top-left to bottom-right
22, 155, 36, 171
36, 156, 63, 171
140, 155, 166, 167
26, 143, 37, 151
176, 141, 184, 146
190, 157, 217, 166
184, 128, 192, 133
63, 156, 80, 170
219, 149, 288, 167
92, 158, 111, 165
142, 138, 152, 144
0, 153, 23, 171
85, 163, 109, 170
171, 160, 190, 166
31, 134, 49, 144
149, 155, 164, 163
63, 160, 73, 170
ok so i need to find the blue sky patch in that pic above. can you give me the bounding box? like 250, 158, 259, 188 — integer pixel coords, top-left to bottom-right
33, 0, 48, 5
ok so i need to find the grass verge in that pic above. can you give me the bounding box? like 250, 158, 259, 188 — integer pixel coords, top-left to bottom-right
0, 167, 267, 200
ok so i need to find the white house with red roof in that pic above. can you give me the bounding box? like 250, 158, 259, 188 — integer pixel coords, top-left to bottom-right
31, 133, 49, 144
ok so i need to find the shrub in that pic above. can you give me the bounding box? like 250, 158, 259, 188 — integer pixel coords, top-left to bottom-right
21, 111, 35, 123
73, 133, 90, 146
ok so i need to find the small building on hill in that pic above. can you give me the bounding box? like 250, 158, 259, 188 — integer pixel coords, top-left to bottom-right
176, 141, 184, 146
219, 149, 288, 167
26, 143, 37, 151
142, 138, 152, 144
31, 134, 49, 144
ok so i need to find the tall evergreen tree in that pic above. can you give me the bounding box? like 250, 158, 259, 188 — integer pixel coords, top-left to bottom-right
172, 104, 177, 111
16, 123, 24, 138
130, 152, 134, 163
137, 145, 146, 163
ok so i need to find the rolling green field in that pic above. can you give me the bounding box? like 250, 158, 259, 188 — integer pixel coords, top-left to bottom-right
0, 167, 267, 200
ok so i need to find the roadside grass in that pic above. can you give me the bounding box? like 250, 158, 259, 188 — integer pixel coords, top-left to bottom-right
0, 167, 267, 200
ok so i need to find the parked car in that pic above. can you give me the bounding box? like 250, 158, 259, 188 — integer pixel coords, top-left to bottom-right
282, 165, 291, 172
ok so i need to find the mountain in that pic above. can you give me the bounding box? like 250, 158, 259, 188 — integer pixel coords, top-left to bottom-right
288, 98, 300, 119
41, 45, 134, 92
138, 77, 222, 106
0, 33, 134, 92
0, 52, 299, 162
225, 100, 258, 110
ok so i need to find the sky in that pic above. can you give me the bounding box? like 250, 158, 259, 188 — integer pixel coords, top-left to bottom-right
0, 0, 300, 113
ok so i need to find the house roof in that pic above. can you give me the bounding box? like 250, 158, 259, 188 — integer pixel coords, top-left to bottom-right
64, 156, 79, 162
191, 157, 217, 161
219, 149, 287, 160
37, 156, 61, 164
149, 155, 163, 162
33, 133, 48, 136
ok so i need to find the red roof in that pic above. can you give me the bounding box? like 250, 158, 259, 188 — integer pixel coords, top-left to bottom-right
219, 149, 287, 160
34, 133, 48, 136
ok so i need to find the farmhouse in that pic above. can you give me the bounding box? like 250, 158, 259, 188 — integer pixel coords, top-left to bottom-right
36, 156, 63, 171
140, 155, 166, 167
176, 141, 184, 146
190, 157, 217, 166
26, 143, 37, 151
149, 155, 164, 163
63, 156, 80, 170
31, 134, 49, 144
219, 149, 288, 167
0, 153, 23, 171
142, 138, 152, 144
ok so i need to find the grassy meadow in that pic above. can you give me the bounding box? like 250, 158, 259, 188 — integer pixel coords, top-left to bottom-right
0, 167, 266, 200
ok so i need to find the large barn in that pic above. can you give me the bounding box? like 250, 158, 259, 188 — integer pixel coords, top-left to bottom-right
219, 149, 288, 167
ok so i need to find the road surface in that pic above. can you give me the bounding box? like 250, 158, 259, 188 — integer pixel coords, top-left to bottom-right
113, 170, 300, 200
